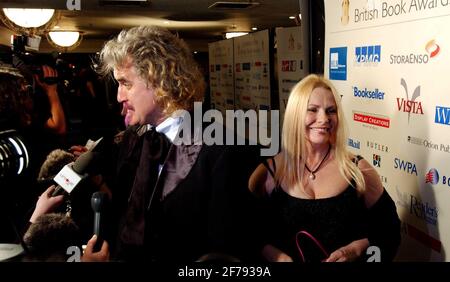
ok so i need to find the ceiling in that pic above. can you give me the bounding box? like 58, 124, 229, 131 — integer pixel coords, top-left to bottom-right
0, 0, 301, 52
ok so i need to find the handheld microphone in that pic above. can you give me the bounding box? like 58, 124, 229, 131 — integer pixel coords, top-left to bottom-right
51, 151, 98, 197
91, 191, 108, 252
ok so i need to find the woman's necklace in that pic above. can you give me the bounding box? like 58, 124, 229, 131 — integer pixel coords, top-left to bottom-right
305, 145, 331, 180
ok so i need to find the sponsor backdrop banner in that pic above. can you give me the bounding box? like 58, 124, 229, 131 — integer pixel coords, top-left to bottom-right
208, 31, 271, 113
208, 39, 235, 115
276, 26, 308, 124
325, 0, 450, 261
234, 30, 271, 111
208, 31, 272, 141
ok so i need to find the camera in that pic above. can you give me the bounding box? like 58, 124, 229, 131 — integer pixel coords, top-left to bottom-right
0, 129, 30, 180
11, 35, 58, 85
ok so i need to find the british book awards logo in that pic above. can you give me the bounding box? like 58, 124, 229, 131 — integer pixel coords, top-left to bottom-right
341, 0, 350, 25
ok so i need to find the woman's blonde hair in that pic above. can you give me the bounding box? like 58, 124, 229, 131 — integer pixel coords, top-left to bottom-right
275, 74, 365, 195
99, 26, 205, 116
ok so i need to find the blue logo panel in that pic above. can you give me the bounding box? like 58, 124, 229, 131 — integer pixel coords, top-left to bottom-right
329, 47, 347, 80
435, 106, 450, 125
355, 45, 381, 63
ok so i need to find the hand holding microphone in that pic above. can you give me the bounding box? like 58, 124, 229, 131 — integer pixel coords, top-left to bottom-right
79, 192, 110, 261
29, 185, 65, 223
81, 234, 110, 262
51, 151, 99, 197
91, 191, 108, 252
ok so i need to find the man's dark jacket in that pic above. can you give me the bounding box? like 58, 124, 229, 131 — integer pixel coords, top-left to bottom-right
111, 123, 265, 262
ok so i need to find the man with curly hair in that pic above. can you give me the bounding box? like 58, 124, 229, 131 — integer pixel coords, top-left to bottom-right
82, 26, 262, 262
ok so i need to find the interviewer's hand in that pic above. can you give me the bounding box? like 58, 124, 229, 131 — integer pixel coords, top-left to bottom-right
29, 185, 65, 223
69, 145, 88, 159
81, 235, 110, 262
325, 238, 369, 262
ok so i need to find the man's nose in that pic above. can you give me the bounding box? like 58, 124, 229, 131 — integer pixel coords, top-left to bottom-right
117, 86, 126, 102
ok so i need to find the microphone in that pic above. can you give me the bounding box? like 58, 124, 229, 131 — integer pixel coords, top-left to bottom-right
91, 191, 108, 252
51, 151, 99, 196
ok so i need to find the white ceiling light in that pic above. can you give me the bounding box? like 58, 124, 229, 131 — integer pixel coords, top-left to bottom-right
0, 8, 58, 36
48, 31, 82, 50
3, 8, 55, 28
225, 32, 248, 39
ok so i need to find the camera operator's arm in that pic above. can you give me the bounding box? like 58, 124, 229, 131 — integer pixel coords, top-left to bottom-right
86, 80, 96, 98
34, 65, 66, 135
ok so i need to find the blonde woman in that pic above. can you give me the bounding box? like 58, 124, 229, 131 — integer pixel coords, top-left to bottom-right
249, 74, 400, 262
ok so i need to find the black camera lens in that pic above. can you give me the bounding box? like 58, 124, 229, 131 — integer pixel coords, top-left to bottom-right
42, 77, 58, 85
0, 129, 29, 179
31, 65, 42, 76
31, 66, 58, 84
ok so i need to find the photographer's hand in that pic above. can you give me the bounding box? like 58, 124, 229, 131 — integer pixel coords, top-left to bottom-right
34, 65, 67, 134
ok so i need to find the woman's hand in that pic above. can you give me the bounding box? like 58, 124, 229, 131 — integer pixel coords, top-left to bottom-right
29, 185, 65, 223
262, 244, 293, 262
325, 238, 369, 262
